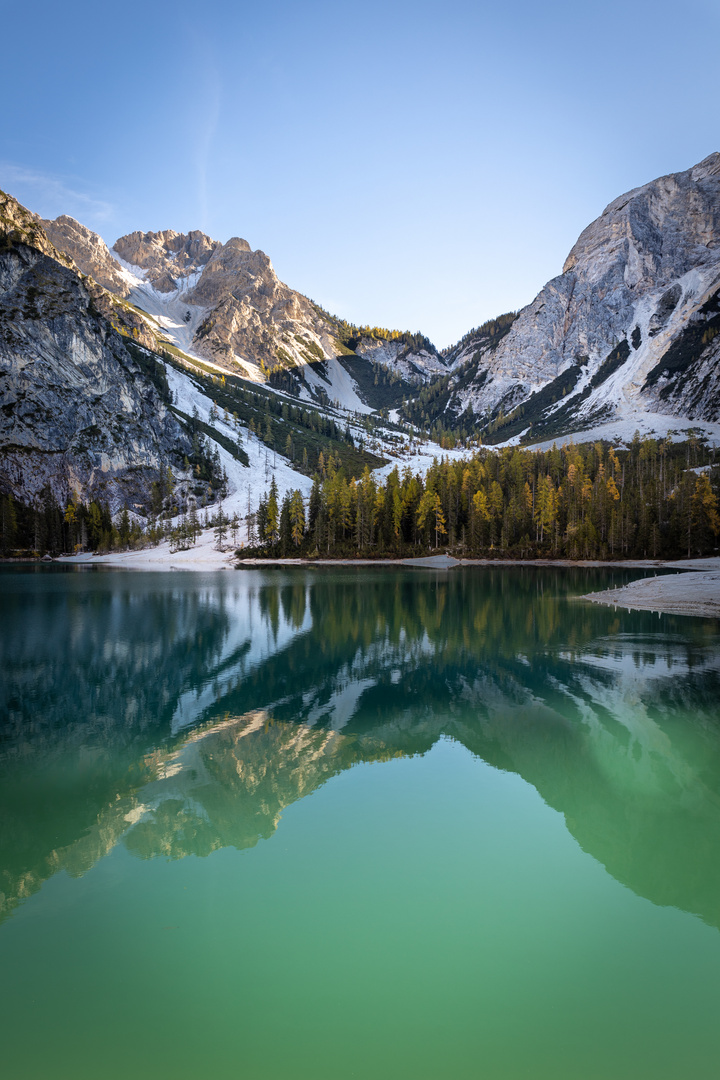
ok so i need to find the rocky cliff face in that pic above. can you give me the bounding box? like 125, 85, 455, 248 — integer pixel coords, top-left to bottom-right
446, 153, 720, 439
42, 214, 132, 297
16, 153, 720, 445
183, 234, 336, 369
106, 225, 335, 370
355, 337, 447, 382
1, 192, 74, 265
0, 192, 189, 509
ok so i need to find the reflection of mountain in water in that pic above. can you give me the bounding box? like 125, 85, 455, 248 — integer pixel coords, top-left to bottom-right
2, 566, 720, 928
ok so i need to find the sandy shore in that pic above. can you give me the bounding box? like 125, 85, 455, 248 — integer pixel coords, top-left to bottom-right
584, 564, 720, 619
55, 529, 237, 571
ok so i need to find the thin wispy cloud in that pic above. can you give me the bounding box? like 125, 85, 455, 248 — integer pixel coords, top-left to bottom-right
0, 163, 115, 224
191, 52, 222, 234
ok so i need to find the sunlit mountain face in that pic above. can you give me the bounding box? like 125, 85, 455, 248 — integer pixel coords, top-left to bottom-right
2, 564, 719, 929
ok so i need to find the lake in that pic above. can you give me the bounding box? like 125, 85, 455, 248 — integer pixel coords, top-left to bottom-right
1, 564, 720, 1080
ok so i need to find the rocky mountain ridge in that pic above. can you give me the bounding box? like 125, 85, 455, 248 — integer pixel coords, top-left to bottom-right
41, 214, 132, 297
39, 154, 720, 444
442, 152, 720, 442
113, 228, 220, 292
41, 215, 446, 410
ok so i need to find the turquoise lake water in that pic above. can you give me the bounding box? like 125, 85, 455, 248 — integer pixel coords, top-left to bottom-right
1, 565, 720, 1079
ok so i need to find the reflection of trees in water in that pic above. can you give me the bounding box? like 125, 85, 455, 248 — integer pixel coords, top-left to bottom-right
2, 567, 720, 930
121, 569, 720, 930
236, 569, 719, 734
0, 571, 234, 755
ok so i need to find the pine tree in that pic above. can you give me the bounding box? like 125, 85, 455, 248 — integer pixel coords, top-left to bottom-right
214, 510, 228, 550
289, 490, 305, 547
119, 509, 131, 547
1, 494, 17, 552
279, 494, 292, 554
265, 478, 279, 545
433, 493, 447, 549
691, 473, 720, 553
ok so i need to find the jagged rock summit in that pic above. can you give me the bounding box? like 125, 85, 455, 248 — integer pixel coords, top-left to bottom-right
112, 228, 221, 292
446, 152, 720, 441
9, 151, 720, 455
109, 224, 347, 383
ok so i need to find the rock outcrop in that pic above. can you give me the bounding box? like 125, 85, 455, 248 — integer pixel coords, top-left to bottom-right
355, 337, 447, 383
1, 191, 74, 265
0, 191, 189, 509
41, 214, 131, 296
186, 236, 332, 366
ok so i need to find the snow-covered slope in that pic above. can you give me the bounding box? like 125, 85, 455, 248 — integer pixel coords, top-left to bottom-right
164, 362, 313, 531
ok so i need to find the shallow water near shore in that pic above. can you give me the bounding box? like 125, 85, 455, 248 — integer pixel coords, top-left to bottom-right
2, 564, 720, 1080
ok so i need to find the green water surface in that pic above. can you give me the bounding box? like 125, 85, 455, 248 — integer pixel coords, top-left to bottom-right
1, 565, 720, 1079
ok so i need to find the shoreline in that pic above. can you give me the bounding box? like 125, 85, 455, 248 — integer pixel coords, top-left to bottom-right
235, 555, 720, 571
10, 545, 720, 619
583, 568, 720, 619
12, 544, 720, 578
46, 546, 720, 620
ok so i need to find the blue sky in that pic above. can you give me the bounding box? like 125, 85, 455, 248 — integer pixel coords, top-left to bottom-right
2, 0, 718, 347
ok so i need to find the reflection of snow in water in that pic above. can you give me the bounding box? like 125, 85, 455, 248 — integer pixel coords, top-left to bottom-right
306, 677, 377, 730
553, 633, 720, 799
170, 579, 312, 733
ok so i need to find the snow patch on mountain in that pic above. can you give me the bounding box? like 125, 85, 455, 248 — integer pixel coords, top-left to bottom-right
301, 355, 373, 414
520, 411, 720, 452
164, 363, 313, 539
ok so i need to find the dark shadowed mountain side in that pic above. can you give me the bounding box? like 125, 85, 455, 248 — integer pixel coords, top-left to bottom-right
0, 192, 192, 509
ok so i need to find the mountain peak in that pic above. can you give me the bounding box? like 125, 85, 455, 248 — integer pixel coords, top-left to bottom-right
0, 190, 73, 267
112, 228, 221, 291
562, 152, 720, 279
41, 213, 129, 295
223, 236, 252, 254
443, 153, 720, 443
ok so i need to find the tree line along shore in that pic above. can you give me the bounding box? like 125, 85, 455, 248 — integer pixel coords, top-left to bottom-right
250, 436, 719, 561
2, 435, 719, 562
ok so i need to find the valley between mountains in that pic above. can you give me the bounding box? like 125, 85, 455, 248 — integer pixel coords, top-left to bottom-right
1, 153, 720, 571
